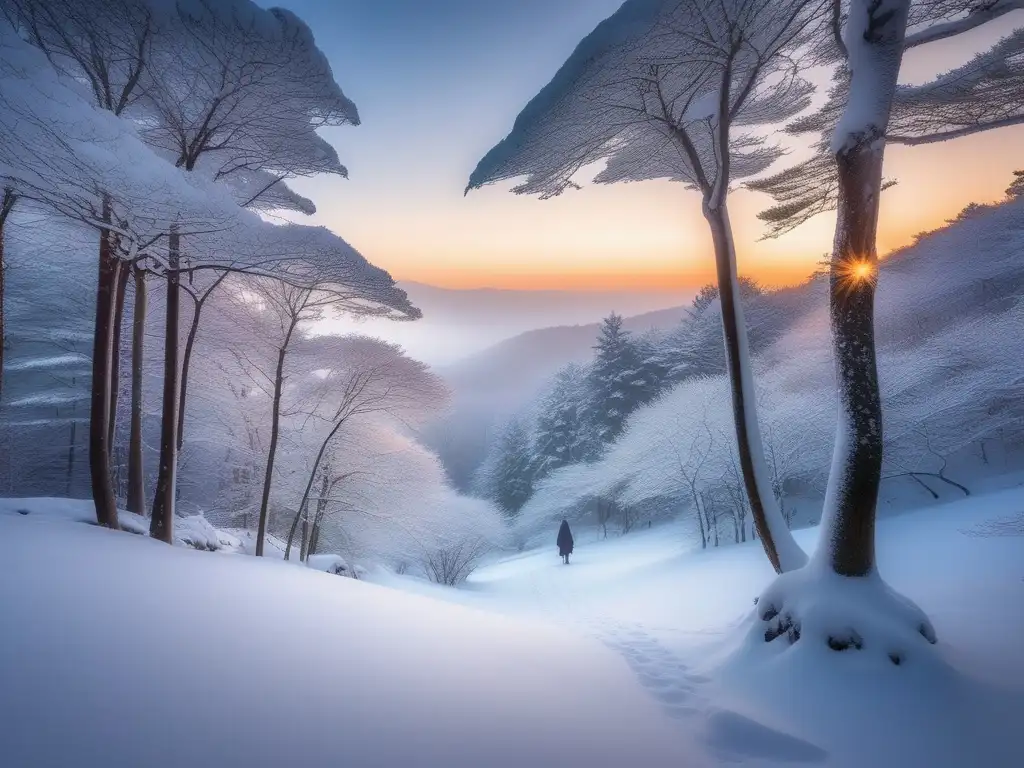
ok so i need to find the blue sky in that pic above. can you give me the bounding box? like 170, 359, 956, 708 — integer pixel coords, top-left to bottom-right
271, 0, 622, 195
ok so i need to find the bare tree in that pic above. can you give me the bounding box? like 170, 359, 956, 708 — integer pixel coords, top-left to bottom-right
670, 416, 715, 549
0, 24, 232, 527
752, 0, 1024, 658
130, 0, 394, 544
465, 0, 826, 573
282, 337, 448, 560
2, 0, 157, 527
760, 2, 1022, 574
227, 272, 414, 556
754, 2, 1024, 236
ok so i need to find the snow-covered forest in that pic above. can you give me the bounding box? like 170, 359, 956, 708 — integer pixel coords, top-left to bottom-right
474, 197, 1024, 548
1, 1, 1022, 766
0, 0, 508, 576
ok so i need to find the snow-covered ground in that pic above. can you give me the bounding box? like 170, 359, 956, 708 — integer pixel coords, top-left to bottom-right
1, 491, 1022, 767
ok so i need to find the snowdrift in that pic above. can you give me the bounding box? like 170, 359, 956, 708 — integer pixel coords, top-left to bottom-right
0, 501, 691, 768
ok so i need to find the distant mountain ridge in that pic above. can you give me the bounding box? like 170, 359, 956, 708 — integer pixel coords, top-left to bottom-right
437, 304, 692, 399
322, 281, 689, 367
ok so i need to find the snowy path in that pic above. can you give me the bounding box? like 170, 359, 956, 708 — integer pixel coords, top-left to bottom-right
511, 559, 707, 722
414, 489, 1024, 767
455, 533, 838, 765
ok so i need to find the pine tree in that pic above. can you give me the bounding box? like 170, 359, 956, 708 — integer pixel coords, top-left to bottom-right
533, 364, 598, 479
634, 329, 670, 404
587, 313, 648, 444
476, 416, 534, 519
1006, 170, 1024, 199
659, 277, 767, 385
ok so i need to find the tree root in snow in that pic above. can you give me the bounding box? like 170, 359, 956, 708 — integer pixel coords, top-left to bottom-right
752, 565, 937, 666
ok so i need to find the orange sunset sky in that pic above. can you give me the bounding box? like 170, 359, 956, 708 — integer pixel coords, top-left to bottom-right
278, 1, 1024, 293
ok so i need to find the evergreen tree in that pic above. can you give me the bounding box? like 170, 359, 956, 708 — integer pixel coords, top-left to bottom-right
475, 416, 534, 519
659, 277, 766, 385
1006, 170, 1024, 199
634, 329, 670, 403
587, 313, 648, 444
533, 364, 599, 479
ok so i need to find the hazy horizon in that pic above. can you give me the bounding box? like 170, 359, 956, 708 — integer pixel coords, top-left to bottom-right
318, 280, 694, 367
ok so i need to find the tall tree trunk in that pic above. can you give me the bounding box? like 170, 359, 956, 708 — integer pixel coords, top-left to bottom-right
704, 202, 804, 573
108, 264, 130, 450
150, 231, 181, 543
817, 0, 910, 578
0, 189, 15, 403
127, 267, 147, 516
89, 197, 121, 530
255, 319, 298, 556
308, 513, 322, 558
177, 272, 226, 451
302, 472, 329, 562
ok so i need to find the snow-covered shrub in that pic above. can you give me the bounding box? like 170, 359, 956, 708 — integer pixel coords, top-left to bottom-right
305, 554, 353, 577
174, 514, 223, 551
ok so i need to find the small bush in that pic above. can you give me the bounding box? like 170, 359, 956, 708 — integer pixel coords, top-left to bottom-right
422, 536, 490, 586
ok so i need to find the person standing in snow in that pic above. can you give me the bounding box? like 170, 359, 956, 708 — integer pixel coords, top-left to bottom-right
557, 519, 574, 565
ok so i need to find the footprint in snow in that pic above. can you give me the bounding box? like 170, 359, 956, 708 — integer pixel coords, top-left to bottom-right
593, 622, 705, 719
703, 710, 828, 764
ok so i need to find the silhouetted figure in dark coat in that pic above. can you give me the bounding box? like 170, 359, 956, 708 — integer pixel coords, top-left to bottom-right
557, 519, 574, 564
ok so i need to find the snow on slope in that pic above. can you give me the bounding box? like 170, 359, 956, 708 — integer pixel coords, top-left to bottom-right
380, 488, 1024, 768
0, 500, 694, 768
1, 490, 1021, 767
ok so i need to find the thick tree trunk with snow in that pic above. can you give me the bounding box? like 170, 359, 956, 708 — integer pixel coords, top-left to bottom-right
127, 266, 147, 516
255, 320, 298, 557
817, 0, 910, 578
89, 199, 121, 530
150, 231, 181, 543
704, 203, 805, 573
108, 264, 130, 450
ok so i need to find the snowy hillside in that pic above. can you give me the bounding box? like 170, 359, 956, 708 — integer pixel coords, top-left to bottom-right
0, 499, 688, 768
2, 488, 1022, 767
466, 197, 1024, 539
385, 486, 1024, 767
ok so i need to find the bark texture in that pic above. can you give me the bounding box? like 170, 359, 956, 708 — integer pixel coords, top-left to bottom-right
704, 202, 806, 574
817, 0, 911, 577
127, 266, 147, 516
150, 231, 181, 543
108, 263, 131, 449
89, 201, 121, 530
